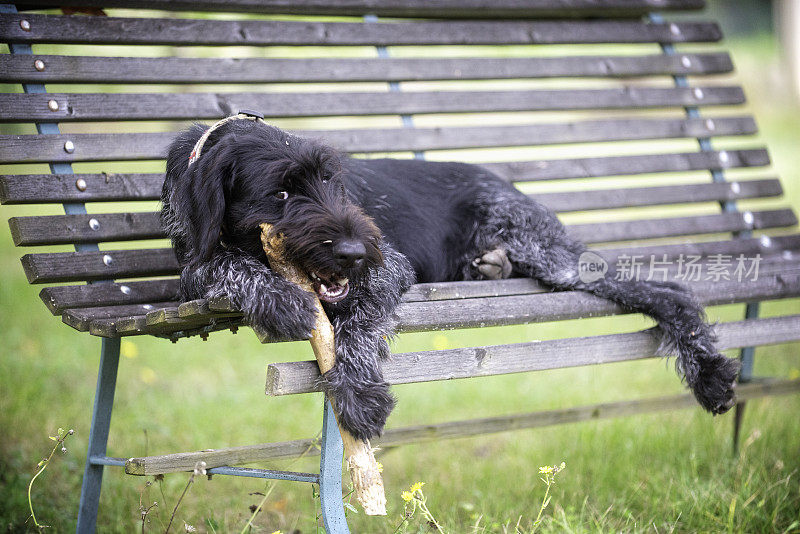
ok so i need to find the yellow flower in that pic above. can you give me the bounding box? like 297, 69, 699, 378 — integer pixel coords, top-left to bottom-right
140, 366, 157, 384
432, 334, 450, 351
401, 491, 413, 502
538, 466, 554, 475
409, 481, 425, 493
376, 462, 383, 473
121, 340, 139, 359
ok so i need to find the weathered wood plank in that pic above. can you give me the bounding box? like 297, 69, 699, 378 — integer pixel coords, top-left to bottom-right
39, 279, 179, 315
0, 117, 758, 163
393, 274, 800, 333
91, 308, 244, 338
1, 14, 721, 46
0, 150, 771, 204
16, 0, 707, 19
598, 233, 800, 262
0, 53, 734, 85
485, 148, 771, 182
125, 378, 800, 475
572, 209, 798, 244
20, 248, 177, 284
0, 87, 745, 122
0, 172, 163, 204
9, 212, 164, 246
538, 179, 782, 212
62, 301, 178, 331
267, 315, 800, 395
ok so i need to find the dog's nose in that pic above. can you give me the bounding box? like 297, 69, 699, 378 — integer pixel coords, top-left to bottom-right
333, 240, 366, 269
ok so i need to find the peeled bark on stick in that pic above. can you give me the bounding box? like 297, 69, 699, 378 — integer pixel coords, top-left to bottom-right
259, 223, 387, 516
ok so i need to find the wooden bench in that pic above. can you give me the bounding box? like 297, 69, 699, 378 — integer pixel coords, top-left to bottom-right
2, 1, 800, 532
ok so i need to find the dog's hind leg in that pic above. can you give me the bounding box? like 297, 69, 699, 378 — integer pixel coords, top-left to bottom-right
474, 189, 739, 415
322, 242, 416, 441
471, 248, 513, 280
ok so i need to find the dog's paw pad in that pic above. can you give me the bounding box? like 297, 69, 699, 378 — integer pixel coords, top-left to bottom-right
473, 248, 512, 280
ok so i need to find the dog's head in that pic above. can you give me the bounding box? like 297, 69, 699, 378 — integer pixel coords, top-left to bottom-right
165, 121, 383, 303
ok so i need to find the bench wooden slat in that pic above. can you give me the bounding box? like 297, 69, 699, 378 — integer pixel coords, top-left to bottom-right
267, 315, 800, 395
393, 274, 800, 333
0, 149, 771, 204
487, 148, 771, 182
8, 207, 797, 246
40, 279, 179, 315
1, 15, 721, 46
0, 172, 165, 204
572, 209, 798, 244
0, 53, 734, 85
538, 178, 782, 212
9, 212, 164, 246
0, 117, 757, 163
19, 0, 705, 19
20, 248, 178, 284
62, 301, 179, 332
600, 233, 800, 262
89, 267, 800, 338
124, 378, 800, 475
39, 235, 800, 315
0, 87, 745, 123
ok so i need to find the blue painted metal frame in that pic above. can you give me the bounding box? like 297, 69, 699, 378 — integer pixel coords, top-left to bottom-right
77, 338, 121, 533
320, 399, 349, 533
649, 12, 758, 452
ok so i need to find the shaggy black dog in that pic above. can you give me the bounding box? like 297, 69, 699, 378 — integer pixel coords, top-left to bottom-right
162, 115, 740, 441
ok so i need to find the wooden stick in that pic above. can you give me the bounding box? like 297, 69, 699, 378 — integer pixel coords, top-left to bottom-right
258, 223, 387, 516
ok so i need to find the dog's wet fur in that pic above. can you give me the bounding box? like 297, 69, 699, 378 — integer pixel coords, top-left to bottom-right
162, 120, 740, 440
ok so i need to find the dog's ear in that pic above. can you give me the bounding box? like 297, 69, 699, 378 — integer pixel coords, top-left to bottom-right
168, 138, 235, 268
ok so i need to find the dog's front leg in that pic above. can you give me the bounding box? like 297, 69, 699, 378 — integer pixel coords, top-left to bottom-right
181, 249, 318, 341
321, 243, 415, 441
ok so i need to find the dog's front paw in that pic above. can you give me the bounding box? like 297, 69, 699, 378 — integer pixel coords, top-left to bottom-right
691, 352, 740, 415
321, 364, 396, 441
247, 286, 318, 341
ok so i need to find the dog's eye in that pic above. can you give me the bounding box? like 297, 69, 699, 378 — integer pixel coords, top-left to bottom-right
274, 191, 289, 200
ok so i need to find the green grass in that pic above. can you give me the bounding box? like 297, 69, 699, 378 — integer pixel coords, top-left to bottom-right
1, 26, 800, 533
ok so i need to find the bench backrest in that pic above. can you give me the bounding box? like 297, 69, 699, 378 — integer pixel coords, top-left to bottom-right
0, 1, 795, 340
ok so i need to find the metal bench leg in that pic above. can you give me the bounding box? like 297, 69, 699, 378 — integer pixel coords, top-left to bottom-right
319, 398, 350, 533
76, 338, 121, 534
733, 303, 759, 454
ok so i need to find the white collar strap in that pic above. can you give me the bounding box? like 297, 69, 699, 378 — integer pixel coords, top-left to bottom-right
187, 110, 266, 167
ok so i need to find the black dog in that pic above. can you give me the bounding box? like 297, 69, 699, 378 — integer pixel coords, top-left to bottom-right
162, 116, 740, 441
